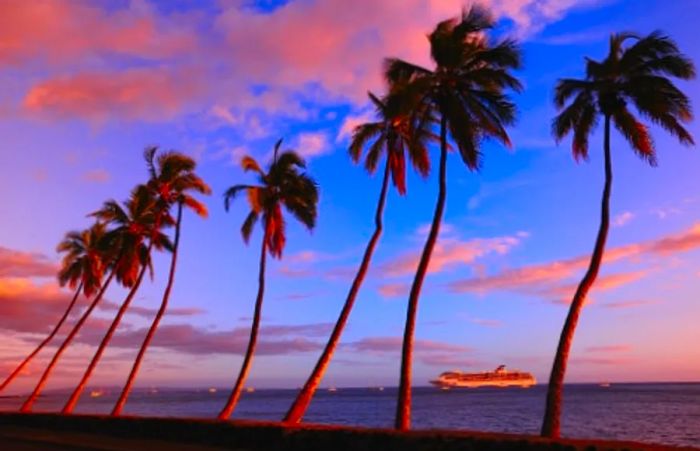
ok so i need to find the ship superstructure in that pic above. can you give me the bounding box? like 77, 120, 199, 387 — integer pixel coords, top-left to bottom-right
430, 365, 536, 388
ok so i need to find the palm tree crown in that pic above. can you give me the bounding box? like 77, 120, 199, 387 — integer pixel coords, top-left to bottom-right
349, 91, 432, 194
554, 31, 695, 162
224, 139, 318, 258
385, 6, 522, 166
57, 222, 111, 297
143, 146, 211, 219
91, 185, 173, 286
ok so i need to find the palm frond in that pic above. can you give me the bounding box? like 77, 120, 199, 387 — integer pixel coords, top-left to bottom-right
241, 211, 259, 243
348, 122, 382, 163
223, 184, 256, 211
612, 108, 656, 165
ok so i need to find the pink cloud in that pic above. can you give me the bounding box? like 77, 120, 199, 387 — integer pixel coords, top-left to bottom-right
377, 282, 409, 298
295, 132, 331, 159
81, 168, 111, 183
449, 223, 700, 300
381, 233, 526, 278
98, 301, 205, 319
0, 0, 196, 66
23, 67, 207, 122
7, 0, 597, 123
75, 322, 334, 356
547, 270, 649, 305
0, 246, 56, 278
344, 336, 473, 367
0, 278, 75, 334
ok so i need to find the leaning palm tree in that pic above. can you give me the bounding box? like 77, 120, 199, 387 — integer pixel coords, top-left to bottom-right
284, 90, 432, 424
21, 226, 120, 412
0, 222, 109, 394
61, 184, 173, 413
112, 148, 211, 416
385, 6, 522, 430
541, 32, 695, 438
218, 139, 318, 420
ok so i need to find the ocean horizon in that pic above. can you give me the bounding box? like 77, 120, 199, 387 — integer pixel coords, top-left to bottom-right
2, 383, 698, 448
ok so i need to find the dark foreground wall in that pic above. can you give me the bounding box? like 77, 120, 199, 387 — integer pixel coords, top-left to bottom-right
0, 413, 695, 451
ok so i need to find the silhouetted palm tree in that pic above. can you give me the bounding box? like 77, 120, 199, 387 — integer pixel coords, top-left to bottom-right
218, 139, 318, 420
1, 223, 110, 394
541, 32, 695, 438
112, 148, 211, 416
61, 184, 173, 413
284, 91, 432, 424
385, 6, 522, 430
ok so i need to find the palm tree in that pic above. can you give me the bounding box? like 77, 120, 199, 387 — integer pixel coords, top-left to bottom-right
384, 6, 522, 430
20, 229, 120, 412
218, 139, 319, 420
541, 32, 695, 438
112, 148, 211, 416
283, 90, 432, 424
0, 223, 109, 394
61, 184, 173, 413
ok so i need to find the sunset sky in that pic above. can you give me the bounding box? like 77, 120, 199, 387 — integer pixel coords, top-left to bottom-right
1, 0, 699, 394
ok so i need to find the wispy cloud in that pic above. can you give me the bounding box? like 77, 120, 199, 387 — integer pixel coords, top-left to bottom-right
380, 232, 528, 278
81, 168, 111, 183
612, 211, 634, 228
449, 223, 700, 301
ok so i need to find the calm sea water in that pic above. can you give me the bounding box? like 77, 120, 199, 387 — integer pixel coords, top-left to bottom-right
1, 384, 699, 448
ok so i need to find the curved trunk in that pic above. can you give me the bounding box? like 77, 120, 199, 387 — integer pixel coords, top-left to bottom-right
62, 243, 154, 414
218, 234, 268, 420
21, 273, 115, 412
284, 162, 392, 424
541, 115, 613, 438
112, 203, 184, 416
395, 115, 448, 431
0, 282, 84, 393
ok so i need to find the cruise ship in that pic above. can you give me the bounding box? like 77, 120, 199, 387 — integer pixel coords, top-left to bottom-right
430, 365, 536, 389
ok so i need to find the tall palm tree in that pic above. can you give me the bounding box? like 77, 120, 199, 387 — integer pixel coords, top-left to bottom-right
61, 184, 173, 414
284, 90, 432, 424
0, 222, 109, 394
384, 6, 522, 430
112, 148, 211, 416
541, 31, 695, 438
218, 139, 318, 420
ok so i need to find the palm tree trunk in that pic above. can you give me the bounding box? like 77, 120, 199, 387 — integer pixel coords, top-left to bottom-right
284, 161, 392, 424
112, 203, 184, 416
218, 235, 268, 420
0, 282, 84, 394
395, 115, 448, 431
62, 244, 154, 414
541, 115, 613, 438
20, 273, 115, 412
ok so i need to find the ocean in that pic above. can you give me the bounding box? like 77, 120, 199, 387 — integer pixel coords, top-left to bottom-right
1, 384, 698, 448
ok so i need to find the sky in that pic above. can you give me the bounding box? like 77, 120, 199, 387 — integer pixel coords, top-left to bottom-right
1, 0, 699, 395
